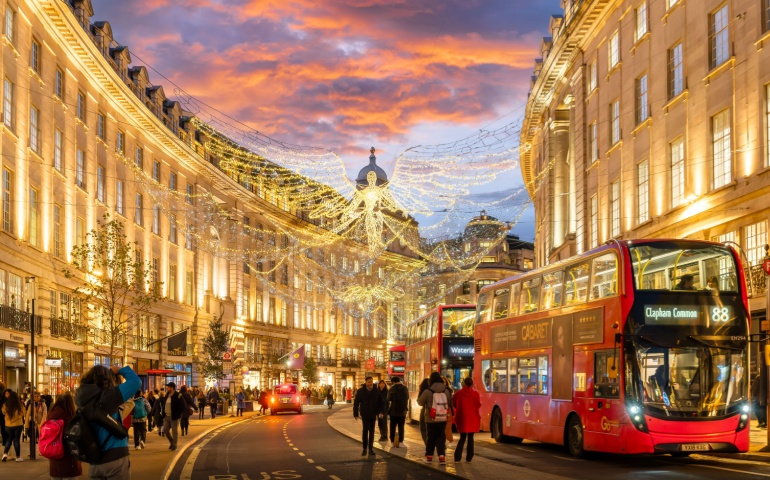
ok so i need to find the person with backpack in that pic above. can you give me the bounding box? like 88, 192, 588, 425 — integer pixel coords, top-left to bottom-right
160, 382, 185, 451
352, 376, 386, 457
74, 364, 141, 478
42, 392, 82, 478
386, 376, 409, 448
2, 389, 26, 462
131, 390, 150, 450
417, 371, 452, 464
452, 377, 481, 463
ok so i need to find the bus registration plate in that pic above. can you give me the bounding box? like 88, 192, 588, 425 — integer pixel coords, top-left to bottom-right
681, 444, 709, 452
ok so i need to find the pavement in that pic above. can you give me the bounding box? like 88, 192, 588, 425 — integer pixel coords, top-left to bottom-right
0, 407, 259, 478
327, 406, 770, 479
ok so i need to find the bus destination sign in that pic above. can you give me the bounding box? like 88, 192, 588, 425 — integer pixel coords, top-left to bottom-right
643, 305, 734, 326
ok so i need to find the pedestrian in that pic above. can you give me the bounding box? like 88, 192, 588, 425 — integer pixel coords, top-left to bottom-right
452, 377, 481, 463
207, 387, 220, 419
152, 389, 165, 437
146, 390, 157, 432
417, 371, 452, 464
386, 376, 409, 448
376, 380, 389, 442
131, 390, 150, 450
161, 382, 185, 451
752, 374, 767, 428
325, 385, 335, 410
75, 364, 141, 478
353, 376, 386, 457
235, 387, 246, 417
0, 382, 7, 448
1, 389, 25, 462
258, 390, 269, 415
26, 390, 48, 441
45, 392, 82, 478
180, 386, 196, 435
41, 388, 54, 411
417, 378, 430, 445
197, 389, 207, 420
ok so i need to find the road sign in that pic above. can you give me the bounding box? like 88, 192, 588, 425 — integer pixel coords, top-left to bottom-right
223, 352, 232, 361
231, 347, 236, 353
763, 258, 770, 275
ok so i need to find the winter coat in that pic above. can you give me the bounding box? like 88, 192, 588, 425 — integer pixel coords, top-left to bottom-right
161, 390, 186, 420
236, 392, 246, 408
2, 403, 25, 427
151, 394, 165, 422
386, 382, 409, 417
74, 366, 141, 465
181, 392, 196, 419
259, 391, 269, 408
197, 393, 208, 409
451, 385, 481, 433
353, 385, 386, 420
26, 399, 47, 427
417, 381, 452, 424
47, 405, 83, 478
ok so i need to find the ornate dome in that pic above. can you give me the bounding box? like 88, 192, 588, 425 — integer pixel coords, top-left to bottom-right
356, 147, 389, 189
464, 210, 503, 238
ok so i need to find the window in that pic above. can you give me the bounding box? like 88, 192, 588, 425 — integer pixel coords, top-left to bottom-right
152, 258, 160, 294
54, 129, 63, 172
29, 188, 39, 247
766, 84, 770, 168
53, 205, 62, 258
168, 265, 177, 301
3, 78, 13, 129
589, 122, 598, 163
117, 131, 125, 154
169, 172, 177, 191
587, 61, 597, 92
765, 0, 770, 33
594, 351, 620, 397
709, 4, 729, 69
152, 161, 160, 181
152, 206, 160, 235
610, 99, 620, 145
75, 217, 85, 247
97, 165, 105, 202
608, 31, 619, 69
55, 68, 63, 99
637, 160, 649, 223
668, 43, 684, 99
635, 2, 648, 42
519, 276, 541, 314
77, 91, 85, 121
116, 180, 124, 215
97, 113, 105, 139
135, 193, 143, 226
185, 271, 193, 306
4, 7, 14, 44
135, 147, 143, 169
564, 261, 590, 305
29, 105, 40, 154
76, 149, 86, 189
610, 180, 620, 237
185, 224, 193, 250
541, 271, 564, 310
636, 74, 648, 124
31, 38, 42, 74
712, 109, 731, 189
744, 221, 768, 266
169, 214, 177, 244
186, 184, 193, 204
590, 253, 618, 299
670, 137, 685, 207
590, 194, 598, 248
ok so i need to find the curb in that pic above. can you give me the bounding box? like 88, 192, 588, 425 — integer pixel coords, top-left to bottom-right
161, 413, 254, 480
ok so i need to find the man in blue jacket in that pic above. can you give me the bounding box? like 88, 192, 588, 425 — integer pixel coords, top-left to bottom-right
75, 364, 141, 479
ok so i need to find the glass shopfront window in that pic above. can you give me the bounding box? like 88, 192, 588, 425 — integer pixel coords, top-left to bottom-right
48, 348, 83, 396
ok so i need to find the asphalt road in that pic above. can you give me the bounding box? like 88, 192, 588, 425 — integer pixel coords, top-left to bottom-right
167, 406, 456, 480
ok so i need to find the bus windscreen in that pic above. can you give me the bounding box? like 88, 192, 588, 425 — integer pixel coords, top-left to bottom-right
442, 308, 476, 337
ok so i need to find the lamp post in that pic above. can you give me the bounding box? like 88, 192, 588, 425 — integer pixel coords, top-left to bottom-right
25, 276, 36, 460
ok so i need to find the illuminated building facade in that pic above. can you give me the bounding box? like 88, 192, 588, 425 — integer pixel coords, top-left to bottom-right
521, 0, 770, 324
0, 0, 418, 395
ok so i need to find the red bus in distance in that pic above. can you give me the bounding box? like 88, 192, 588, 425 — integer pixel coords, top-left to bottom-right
388, 344, 405, 379
405, 304, 477, 423
474, 239, 750, 457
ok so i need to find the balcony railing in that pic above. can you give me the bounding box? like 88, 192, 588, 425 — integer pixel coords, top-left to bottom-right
243, 352, 264, 364
341, 357, 359, 368
0, 305, 42, 334
132, 335, 159, 353
50, 319, 87, 342
91, 328, 126, 348
317, 356, 336, 367
374, 359, 387, 369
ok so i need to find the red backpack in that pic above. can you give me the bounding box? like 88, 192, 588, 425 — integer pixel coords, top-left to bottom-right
39, 418, 66, 460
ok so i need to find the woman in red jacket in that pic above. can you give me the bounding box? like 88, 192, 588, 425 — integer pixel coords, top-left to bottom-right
46, 392, 82, 479
451, 377, 481, 463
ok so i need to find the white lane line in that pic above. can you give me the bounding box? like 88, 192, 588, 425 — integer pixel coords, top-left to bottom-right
330, 476, 342, 480
316, 466, 326, 472
299, 452, 306, 456
692, 464, 770, 477
293, 447, 299, 451
307, 459, 315, 463
515, 447, 536, 453
552, 455, 583, 462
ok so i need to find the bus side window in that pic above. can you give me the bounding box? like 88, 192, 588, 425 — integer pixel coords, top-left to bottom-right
538, 355, 549, 394
493, 287, 510, 320
477, 292, 491, 323
482, 360, 493, 391
590, 253, 618, 300
519, 277, 541, 314
565, 262, 590, 306
541, 271, 564, 310
509, 283, 521, 317
594, 350, 619, 398
492, 359, 507, 392
508, 358, 518, 393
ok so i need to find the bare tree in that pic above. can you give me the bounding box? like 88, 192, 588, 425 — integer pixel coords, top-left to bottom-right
63, 214, 163, 363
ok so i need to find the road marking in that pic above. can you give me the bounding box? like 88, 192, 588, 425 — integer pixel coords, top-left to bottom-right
307, 459, 315, 463
515, 447, 535, 452
552, 455, 582, 462
330, 476, 342, 480
299, 452, 305, 456
293, 447, 299, 451
288, 443, 294, 446
316, 466, 326, 472
692, 464, 770, 477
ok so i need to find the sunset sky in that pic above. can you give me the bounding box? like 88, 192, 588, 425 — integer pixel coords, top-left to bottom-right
91, 0, 561, 240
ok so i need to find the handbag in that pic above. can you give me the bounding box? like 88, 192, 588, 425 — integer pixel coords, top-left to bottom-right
445, 411, 454, 443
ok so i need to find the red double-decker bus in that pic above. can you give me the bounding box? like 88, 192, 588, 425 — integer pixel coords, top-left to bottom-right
474, 239, 750, 457
405, 304, 477, 422
388, 345, 406, 379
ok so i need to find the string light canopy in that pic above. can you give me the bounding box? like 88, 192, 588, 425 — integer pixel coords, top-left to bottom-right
128, 93, 536, 333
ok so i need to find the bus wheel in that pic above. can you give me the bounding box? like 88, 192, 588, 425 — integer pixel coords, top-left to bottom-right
491, 409, 522, 444
567, 416, 585, 458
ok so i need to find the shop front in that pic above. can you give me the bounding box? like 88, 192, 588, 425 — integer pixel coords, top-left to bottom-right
2, 340, 28, 393
47, 348, 83, 395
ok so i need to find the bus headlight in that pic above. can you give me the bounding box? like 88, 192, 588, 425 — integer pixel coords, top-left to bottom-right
626, 404, 648, 432
737, 403, 750, 432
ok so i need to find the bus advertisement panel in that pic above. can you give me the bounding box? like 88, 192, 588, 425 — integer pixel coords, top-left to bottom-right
405, 305, 476, 423
474, 239, 750, 457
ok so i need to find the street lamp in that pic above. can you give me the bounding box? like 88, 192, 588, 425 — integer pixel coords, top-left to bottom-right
25, 276, 37, 460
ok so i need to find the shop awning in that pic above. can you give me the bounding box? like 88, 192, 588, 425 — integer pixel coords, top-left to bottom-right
145, 369, 175, 376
